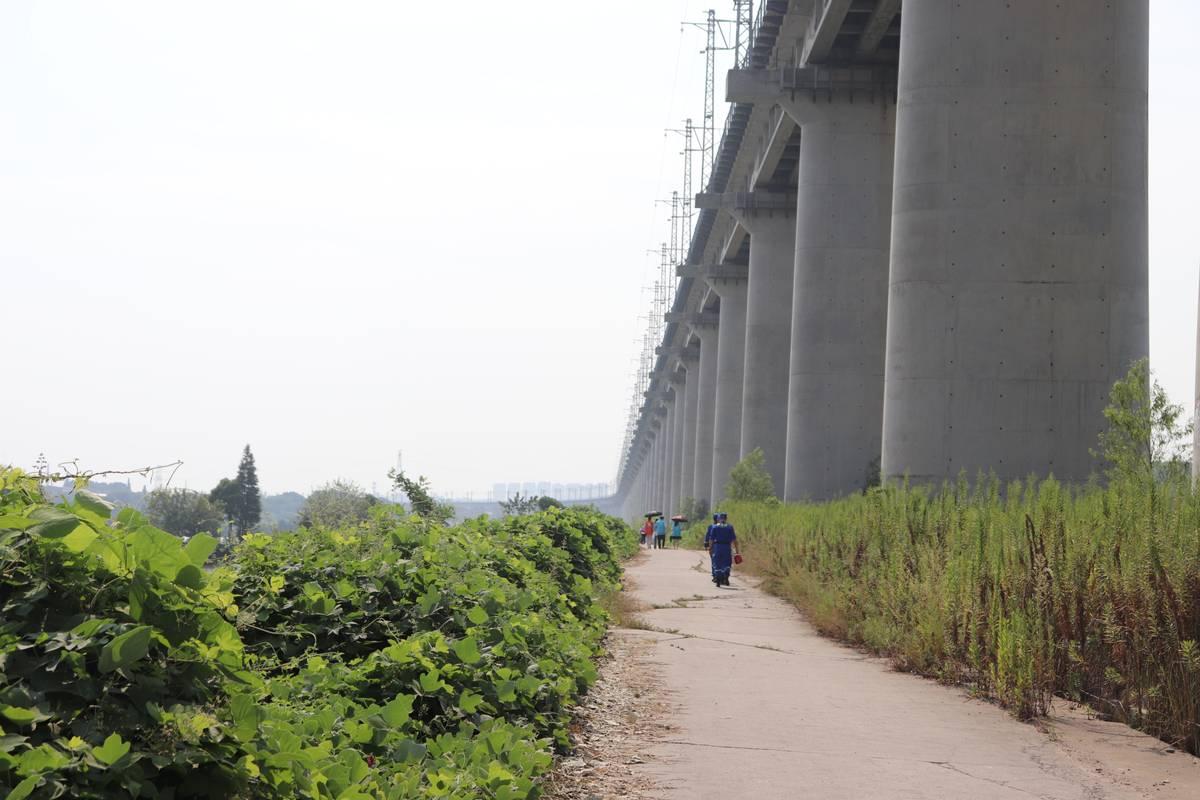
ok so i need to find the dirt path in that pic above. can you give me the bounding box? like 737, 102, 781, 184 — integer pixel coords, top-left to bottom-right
597, 548, 1200, 800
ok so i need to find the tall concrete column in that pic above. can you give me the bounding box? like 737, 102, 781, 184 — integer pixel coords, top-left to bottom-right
668, 370, 688, 516
738, 213, 796, 497
882, 0, 1148, 485
678, 346, 701, 506
645, 429, 658, 515
784, 101, 895, 501
660, 392, 677, 516
710, 280, 748, 503
653, 403, 669, 511
692, 323, 720, 505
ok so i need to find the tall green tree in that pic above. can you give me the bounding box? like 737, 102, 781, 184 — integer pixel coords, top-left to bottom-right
233, 445, 261, 533
723, 448, 777, 503
209, 478, 238, 519
1094, 358, 1193, 485
211, 445, 262, 536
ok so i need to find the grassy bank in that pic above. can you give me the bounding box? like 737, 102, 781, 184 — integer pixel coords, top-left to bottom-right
725, 474, 1200, 755
0, 468, 637, 799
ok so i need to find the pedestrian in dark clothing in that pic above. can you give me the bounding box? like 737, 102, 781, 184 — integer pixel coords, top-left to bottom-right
704, 511, 739, 587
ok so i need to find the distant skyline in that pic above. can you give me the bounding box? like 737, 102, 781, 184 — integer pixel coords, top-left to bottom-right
3, 2, 1197, 495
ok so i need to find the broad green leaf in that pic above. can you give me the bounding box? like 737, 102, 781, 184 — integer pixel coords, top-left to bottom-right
417, 670, 443, 694
17, 743, 68, 772
116, 506, 146, 527
61, 523, 98, 553
99, 625, 153, 673
70, 618, 112, 638
0, 514, 35, 530
496, 681, 517, 704
175, 564, 204, 589
128, 525, 187, 576
338, 749, 370, 785
380, 695, 414, 727
268, 575, 285, 593
1, 706, 47, 725
93, 732, 131, 766
452, 636, 482, 665
467, 606, 489, 625
6, 775, 39, 800
230, 694, 263, 740
345, 719, 374, 744
75, 489, 114, 519
0, 734, 29, 753
458, 690, 484, 714
184, 533, 218, 566
391, 739, 427, 764
128, 571, 151, 621
28, 508, 80, 539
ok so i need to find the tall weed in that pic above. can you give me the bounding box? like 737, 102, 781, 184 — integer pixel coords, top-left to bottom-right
728, 472, 1200, 754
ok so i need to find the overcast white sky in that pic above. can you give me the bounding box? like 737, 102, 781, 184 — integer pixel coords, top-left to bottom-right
2, 2, 1197, 497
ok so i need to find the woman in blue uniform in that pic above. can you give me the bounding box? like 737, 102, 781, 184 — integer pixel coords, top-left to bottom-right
704, 512, 739, 587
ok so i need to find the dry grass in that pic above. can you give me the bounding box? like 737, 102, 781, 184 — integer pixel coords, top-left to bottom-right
540, 633, 670, 799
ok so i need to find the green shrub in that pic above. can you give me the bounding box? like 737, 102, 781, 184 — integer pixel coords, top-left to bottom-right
0, 468, 636, 798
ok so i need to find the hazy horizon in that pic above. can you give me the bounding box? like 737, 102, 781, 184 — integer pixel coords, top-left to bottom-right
3, 1, 1197, 497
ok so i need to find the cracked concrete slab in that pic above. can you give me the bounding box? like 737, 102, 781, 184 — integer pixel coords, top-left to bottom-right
618, 549, 1200, 799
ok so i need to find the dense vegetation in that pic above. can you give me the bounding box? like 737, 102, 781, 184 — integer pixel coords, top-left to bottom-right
0, 468, 635, 799
717, 361, 1200, 754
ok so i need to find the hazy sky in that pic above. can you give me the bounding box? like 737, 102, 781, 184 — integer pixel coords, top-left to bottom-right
3, 2, 1197, 497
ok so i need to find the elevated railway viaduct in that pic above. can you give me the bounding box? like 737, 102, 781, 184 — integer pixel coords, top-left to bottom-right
618, 0, 1148, 518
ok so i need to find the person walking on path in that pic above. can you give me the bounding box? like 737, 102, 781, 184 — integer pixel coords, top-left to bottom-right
670, 517, 683, 547
641, 517, 654, 548
653, 515, 667, 549
704, 512, 739, 586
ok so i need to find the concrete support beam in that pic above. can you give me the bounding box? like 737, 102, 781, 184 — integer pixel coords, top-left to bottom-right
665, 310, 721, 327
855, 0, 901, 57
728, 66, 896, 107
881, 0, 1149, 486
696, 190, 797, 213
710, 280, 749, 503
676, 263, 750, 281
737, 212, 796, 497
784, 99, 895, 502
691, 323, 720, 506
803, 0, 854, 64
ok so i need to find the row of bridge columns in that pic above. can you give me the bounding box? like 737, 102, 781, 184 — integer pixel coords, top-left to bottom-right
625, 0, 1149, 519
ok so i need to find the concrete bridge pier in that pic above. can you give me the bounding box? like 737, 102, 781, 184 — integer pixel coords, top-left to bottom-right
709, 278, 748, 504
668, 368, 688, 517
655, 399, 671, 513
660, 388, 678, 516
736, 212, 797, 498
783, 100, 895, 501
677, 345, 701, 510
881, 0, 1149, 484
691, 320, 720, 508
647, 414, 663, 514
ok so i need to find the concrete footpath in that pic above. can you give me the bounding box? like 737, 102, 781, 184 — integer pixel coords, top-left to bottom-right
619, 549, 1200, 800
